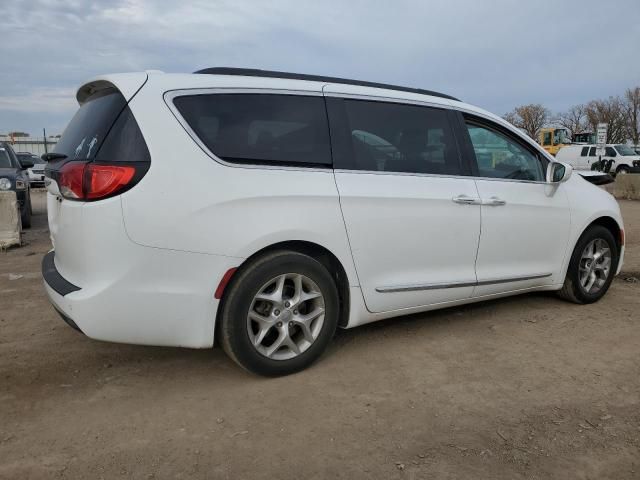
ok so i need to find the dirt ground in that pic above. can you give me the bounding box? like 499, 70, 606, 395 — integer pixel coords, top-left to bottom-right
1, 190, 639, 480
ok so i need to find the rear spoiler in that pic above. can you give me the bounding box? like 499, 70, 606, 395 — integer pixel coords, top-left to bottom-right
76, 72, 148, 105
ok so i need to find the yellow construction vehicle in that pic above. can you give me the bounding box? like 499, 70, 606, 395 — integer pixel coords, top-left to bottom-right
538, 127, 571, 156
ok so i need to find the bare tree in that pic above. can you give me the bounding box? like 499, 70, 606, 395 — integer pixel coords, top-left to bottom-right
584, 97, 627, 144
503, 104, 550, 139
623, 87, 640, 146
553, 104, 587, 136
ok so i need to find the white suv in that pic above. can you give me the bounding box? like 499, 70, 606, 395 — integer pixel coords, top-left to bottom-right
43, 68, 625, 376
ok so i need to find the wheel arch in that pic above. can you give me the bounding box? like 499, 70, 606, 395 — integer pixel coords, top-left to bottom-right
215, 240, 352, 337
587, 216, 623, 253
559, 213, 624, 287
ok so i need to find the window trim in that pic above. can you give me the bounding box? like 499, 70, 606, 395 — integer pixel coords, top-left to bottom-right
164, 88, 334, 172
460, 113, 549, 184
326, 95, 471, 177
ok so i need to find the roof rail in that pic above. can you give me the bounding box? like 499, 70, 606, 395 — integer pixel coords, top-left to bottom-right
193, 67, 460, 102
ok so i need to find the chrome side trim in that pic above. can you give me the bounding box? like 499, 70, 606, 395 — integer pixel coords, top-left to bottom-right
163, 88, 552, 183
334, 168, 548, 185
376, 280, 477, 293
375, 273, 552, 293
322, 91, 451, 110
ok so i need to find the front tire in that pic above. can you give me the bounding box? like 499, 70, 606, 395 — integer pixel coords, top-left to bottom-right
219, 251, 339, 376
616, 166, 629, 175
558, 225, 618, 304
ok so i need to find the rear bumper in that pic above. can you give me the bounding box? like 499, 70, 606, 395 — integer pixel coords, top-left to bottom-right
41, 246, 240, 349
42, 250, 85, 334
42, 251, 80, 296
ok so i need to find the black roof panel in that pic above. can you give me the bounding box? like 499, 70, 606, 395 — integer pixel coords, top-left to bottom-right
194, 67, 460, 102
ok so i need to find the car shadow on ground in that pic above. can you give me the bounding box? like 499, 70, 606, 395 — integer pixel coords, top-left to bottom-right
28, 289, 565, 386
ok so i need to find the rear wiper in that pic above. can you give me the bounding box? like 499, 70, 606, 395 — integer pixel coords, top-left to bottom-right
41, 152, 67, 162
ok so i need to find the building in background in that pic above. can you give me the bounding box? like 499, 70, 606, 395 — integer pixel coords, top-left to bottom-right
0, 132, 59, 155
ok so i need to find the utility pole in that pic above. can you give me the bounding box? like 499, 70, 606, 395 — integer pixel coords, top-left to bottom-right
43, 128, 48, 154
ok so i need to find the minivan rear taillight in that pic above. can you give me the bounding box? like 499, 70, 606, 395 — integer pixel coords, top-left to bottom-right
58, 161, 142, 201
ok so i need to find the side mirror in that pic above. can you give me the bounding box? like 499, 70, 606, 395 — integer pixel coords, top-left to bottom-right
19, 159, 34, 169
547, 162, 572, 184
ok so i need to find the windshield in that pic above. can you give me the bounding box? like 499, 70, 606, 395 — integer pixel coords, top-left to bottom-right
0, 148, 13, 168
18, 153, 44, 164
615, 144, 637, 156
554, 129, 571, 144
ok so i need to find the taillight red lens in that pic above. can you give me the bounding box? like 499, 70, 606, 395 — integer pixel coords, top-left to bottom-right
58, 162, 137, 201
58, 162, 85, 199
85, 164, 135, 200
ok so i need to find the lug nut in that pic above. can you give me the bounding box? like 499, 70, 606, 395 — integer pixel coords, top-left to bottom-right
285, 301, 290, 307
277, 322, 282, 327
273, 309, 280, 316
293, 310, 298, 315
288, 322, 293, 327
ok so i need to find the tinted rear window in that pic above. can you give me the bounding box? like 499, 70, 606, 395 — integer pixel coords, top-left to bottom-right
53, 88, 149, 164
54, 88, 127, 161
174, 94, 332, 167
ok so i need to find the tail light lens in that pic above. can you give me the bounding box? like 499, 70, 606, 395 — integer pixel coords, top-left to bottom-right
58, 161, 142, 201
58, 162, 85, 199
85, 164, 135, 200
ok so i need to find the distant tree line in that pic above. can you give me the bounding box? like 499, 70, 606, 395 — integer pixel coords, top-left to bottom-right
503, 86, 640, 145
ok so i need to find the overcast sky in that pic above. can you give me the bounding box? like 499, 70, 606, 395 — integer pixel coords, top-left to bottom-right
2, 0, 639, 136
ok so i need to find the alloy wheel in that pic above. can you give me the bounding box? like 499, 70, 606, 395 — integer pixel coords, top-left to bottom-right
246, 273, 325, 360
578, 238, 612, 294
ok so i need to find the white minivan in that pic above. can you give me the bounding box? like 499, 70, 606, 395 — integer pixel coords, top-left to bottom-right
556, 144, 640, 174
43, 68, 625, 376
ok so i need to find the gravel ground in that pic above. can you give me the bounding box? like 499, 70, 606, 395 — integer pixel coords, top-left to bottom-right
1, 190, 639, 479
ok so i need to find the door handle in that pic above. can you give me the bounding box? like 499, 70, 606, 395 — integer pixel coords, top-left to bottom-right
483, 196, 506, 206
452, 195, 481, 205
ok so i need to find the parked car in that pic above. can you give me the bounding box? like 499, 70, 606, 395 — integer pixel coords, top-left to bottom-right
17, 152, 46, 187
555, 144, 640, 174
0, 142, 32, 228
42, 69, 625, 376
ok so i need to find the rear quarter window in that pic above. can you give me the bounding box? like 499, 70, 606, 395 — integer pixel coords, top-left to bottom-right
173, 93, 332, 167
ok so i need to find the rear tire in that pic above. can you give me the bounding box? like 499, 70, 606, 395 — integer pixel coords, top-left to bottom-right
558, 225, 618, 304
219, 250, 339, 376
